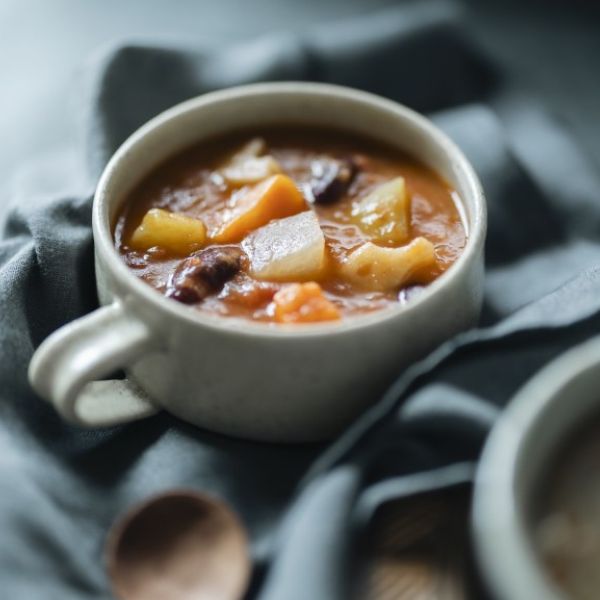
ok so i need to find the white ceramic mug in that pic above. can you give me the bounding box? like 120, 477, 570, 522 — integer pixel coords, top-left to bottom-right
28, 82, 486, 442
473, 336, 600, 599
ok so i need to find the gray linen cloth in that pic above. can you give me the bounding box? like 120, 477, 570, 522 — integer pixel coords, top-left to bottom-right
1, 2, 600, 598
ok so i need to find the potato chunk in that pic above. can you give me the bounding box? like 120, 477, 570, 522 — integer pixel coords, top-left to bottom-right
242, 211, 325, 281
128, 208, 206, 255
273, 282, 341, 323
352, 177, 410, 244
340, 237, 436, 291
221, 137, 282, 185
213, 174, 306, 244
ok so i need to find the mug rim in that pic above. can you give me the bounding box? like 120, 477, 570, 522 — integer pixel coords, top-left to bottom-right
472, 336, 600, 600
93, 81, 486, 339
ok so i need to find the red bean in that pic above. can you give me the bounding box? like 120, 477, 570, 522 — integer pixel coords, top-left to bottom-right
166, 246, 246, 304
307, 156, 358, 205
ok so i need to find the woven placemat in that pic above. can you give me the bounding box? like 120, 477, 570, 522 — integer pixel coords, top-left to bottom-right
359, 487, 488, 599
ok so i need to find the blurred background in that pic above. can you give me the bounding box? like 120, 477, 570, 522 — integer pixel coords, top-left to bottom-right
1, 0, 599, 189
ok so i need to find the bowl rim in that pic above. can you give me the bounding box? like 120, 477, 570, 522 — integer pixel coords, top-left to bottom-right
93, 81, 487, 339
472, 336, 600, 600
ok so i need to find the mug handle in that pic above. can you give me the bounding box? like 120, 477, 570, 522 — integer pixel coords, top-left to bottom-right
28, 301, 159, 427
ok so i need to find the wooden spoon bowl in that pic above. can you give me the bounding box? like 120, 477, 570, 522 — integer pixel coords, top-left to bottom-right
105, 490, 250, 600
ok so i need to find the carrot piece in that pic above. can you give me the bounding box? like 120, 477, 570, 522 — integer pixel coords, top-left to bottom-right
212, 175, 306, 243
273, 282, 341, 323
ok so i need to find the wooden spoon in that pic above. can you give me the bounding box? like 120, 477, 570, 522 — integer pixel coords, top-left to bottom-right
105, 490, 250, 600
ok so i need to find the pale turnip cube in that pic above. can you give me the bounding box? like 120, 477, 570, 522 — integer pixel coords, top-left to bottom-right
340, 237, 436, 291
241, 211, 326, 281
223, 156, 282, 185
229, 137, 266, 161
221, 137, 282, 185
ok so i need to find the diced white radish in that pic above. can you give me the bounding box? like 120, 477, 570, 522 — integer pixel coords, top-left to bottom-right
229, 137, 266, 161
223, 156, 282, 185
242, 211, 326, 281
340, 237, 436, 291
221, 137, 282, 185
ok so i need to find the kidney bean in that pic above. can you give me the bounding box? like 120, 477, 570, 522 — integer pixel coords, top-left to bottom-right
167, 246, 246, 304
308, 156, 358, 205
123, 251, 147, 269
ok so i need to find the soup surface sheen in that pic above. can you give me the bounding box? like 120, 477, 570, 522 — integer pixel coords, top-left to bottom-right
115, 127, 466, 323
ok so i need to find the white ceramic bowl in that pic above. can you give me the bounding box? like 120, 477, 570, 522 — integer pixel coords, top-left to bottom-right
28, 82, 486, 442
473, 336, 600, 599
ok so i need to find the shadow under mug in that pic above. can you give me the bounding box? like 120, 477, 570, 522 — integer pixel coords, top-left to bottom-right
28, 82, 486, 442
